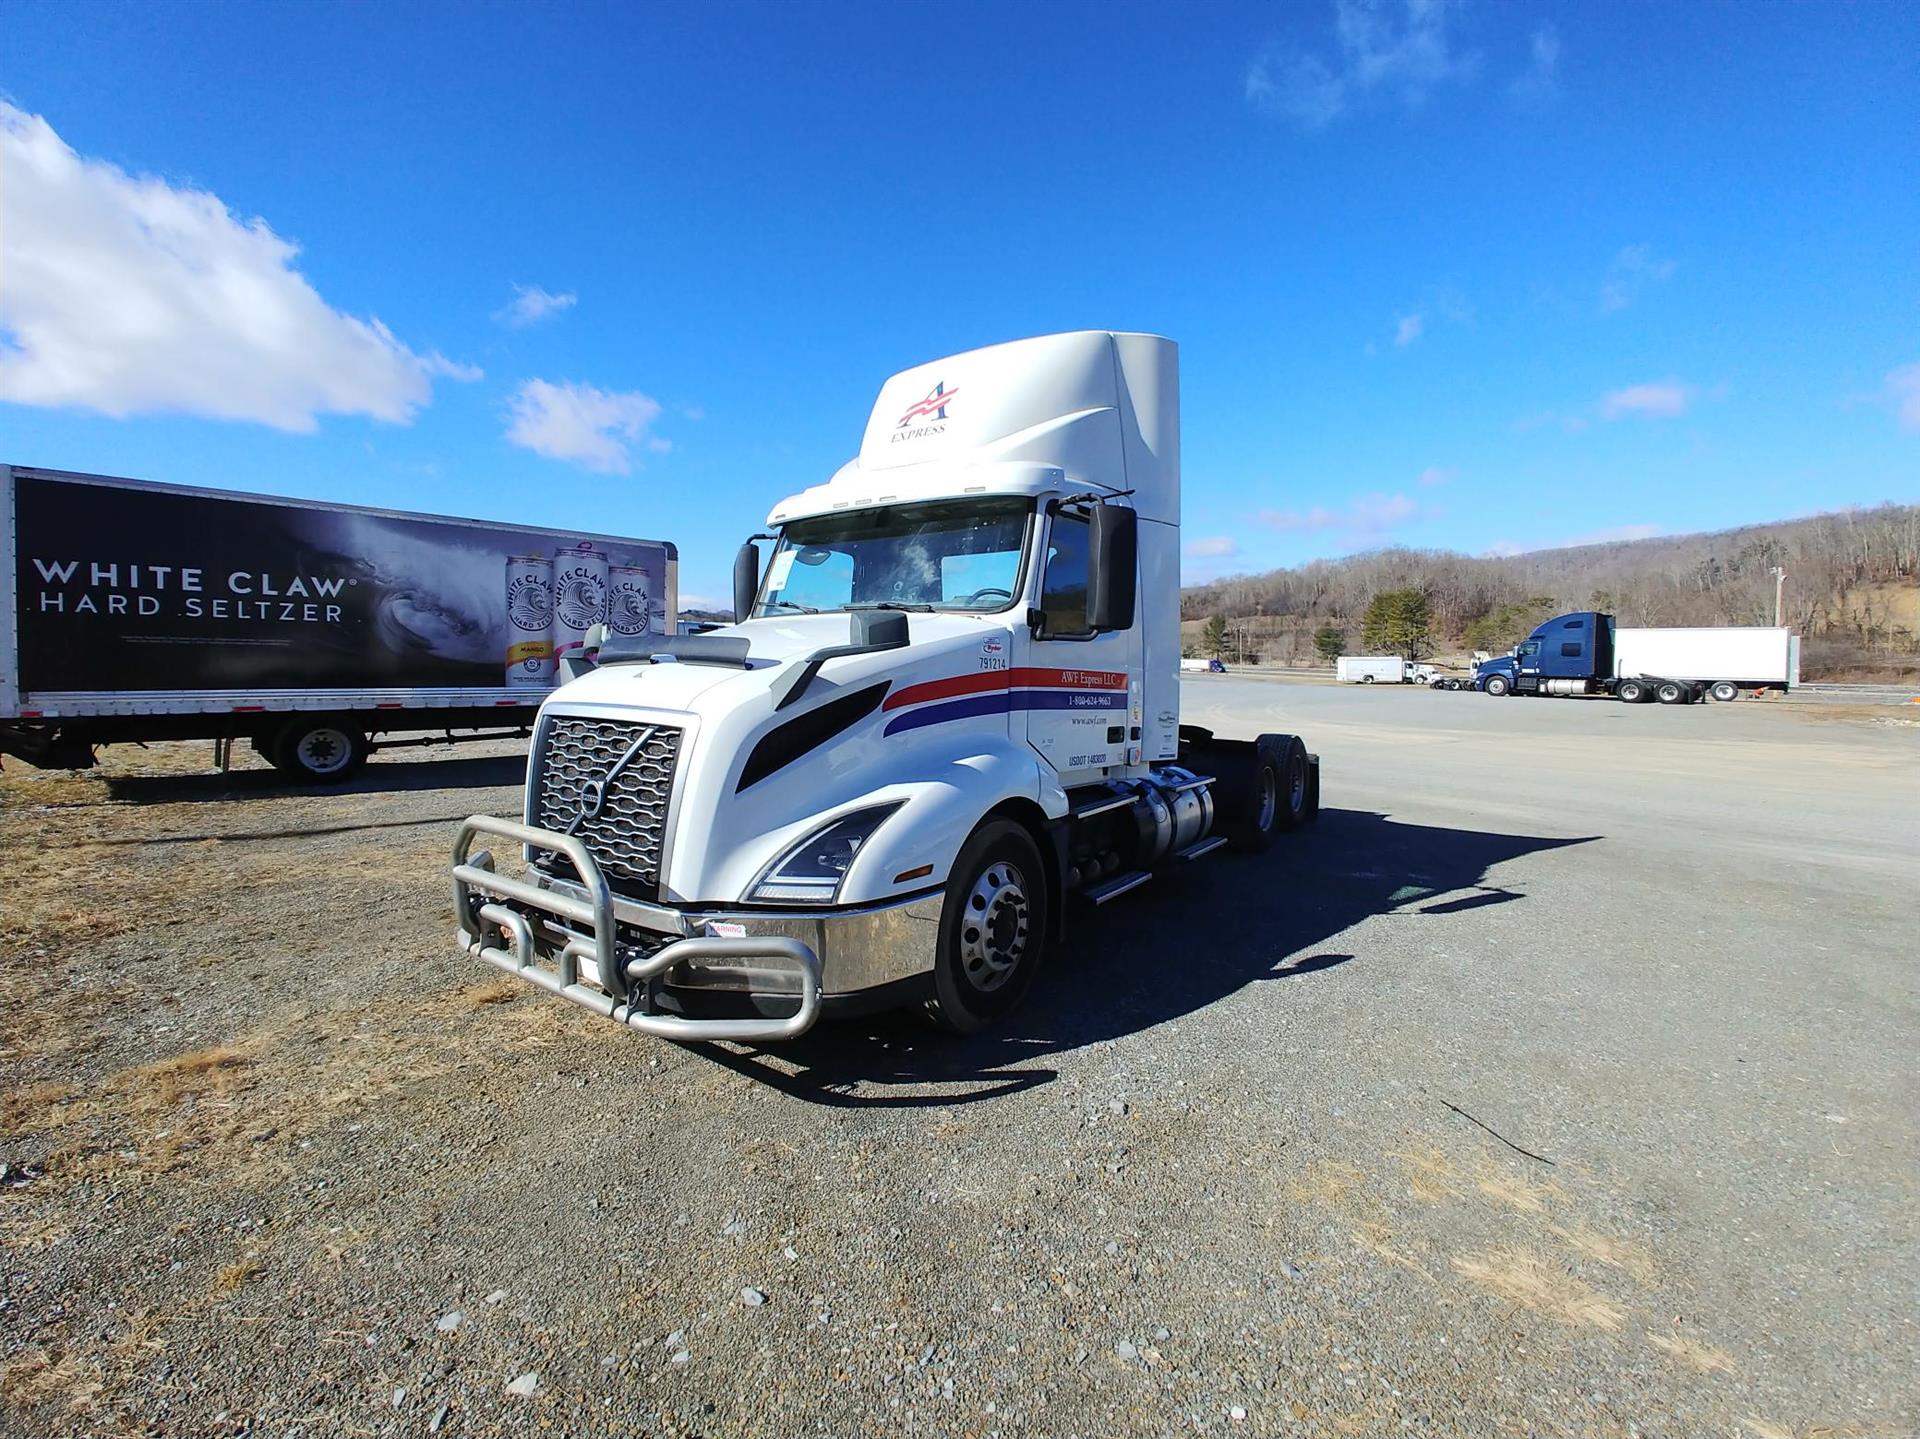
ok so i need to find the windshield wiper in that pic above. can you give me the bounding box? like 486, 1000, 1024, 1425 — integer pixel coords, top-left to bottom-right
846, 601, 934, 613
761, 599, 821, 614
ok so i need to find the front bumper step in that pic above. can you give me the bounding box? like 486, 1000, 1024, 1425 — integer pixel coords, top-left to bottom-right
452, 815, 823, 1041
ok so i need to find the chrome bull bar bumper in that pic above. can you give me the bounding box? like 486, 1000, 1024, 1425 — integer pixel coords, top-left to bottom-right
452, 815, 824, 1042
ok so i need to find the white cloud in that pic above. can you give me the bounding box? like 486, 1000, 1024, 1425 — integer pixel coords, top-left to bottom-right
495, 284, 577, 329
1599, 244, 1677, 313
1510, 24, 1560, 100
1394, 313, 1425, 347
1185, 536, 1242, 559
1416, 465, 1457, 487
1880, 362, 1920, 431
1247, 0, 1479, 128
505, 379, 664, 474
1600, 380, 1691, 420
0, 103, 474, 431
1257, 491, 1426, 544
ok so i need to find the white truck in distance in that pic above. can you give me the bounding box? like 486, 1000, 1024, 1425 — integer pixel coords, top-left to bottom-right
452, 332, 1321, 1039
1336, 656, 1437, 685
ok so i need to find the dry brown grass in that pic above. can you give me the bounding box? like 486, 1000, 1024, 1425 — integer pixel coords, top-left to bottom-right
461, 976, 523, 1007
1394, 1144, 1463, 1203
1648, 1329, 1736, 1374
1550, 1221, 1658, 1285
1475, 1168, 1564, 1214
0, 1347, 102, 1415
212, 1256, 263, 1294
1450, 1246, 1627, 1330
1, 985, 575, 1204
1351, 1219, 1434, 1282
1285, 1160, 1367, 1208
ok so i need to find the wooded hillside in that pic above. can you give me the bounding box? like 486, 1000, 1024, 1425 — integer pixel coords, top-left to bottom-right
1181, 503, 1920, 681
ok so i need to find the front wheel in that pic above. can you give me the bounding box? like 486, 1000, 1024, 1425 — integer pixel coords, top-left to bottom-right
924, 820, 1049, 1034
1484, 674, 1511, 697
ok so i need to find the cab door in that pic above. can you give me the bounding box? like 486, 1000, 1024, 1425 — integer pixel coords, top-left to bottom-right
1013, 505, 1139, 787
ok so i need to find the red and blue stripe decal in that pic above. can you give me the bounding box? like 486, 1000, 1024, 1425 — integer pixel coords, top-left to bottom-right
881, 667, 1128, 736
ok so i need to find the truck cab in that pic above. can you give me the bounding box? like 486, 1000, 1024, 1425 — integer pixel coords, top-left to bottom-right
1475, 611, 1615, 696
451, 333, 1319, 1040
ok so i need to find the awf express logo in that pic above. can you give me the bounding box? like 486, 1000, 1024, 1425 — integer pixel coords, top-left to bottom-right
892, 380, 958, 443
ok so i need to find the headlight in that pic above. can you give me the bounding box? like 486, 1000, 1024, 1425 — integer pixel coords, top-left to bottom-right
749, 804, 902, 904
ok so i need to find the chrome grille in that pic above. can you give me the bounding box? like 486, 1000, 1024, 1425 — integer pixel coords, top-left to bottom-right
531, 715, 683, 897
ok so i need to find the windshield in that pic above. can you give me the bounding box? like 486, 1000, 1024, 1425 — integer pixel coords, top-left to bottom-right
755, 498, 1031, 616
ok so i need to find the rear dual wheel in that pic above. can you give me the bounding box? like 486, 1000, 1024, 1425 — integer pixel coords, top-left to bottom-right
1219, 734, 1312, 853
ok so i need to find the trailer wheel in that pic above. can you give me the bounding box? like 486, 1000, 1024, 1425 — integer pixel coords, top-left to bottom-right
1483, 674, 1511, 697
270, 718, 369, 782
1655, 681, 1687, 705
923, 820, 1049, 1034
1710, 681, 1739, 702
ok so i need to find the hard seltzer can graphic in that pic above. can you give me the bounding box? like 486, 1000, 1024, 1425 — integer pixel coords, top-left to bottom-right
551, 545, 610, 664
607, 565, 653, 639
504, 555, 555, 687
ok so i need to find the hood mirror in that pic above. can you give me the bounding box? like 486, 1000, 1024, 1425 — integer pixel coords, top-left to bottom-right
733, 540, 763, 623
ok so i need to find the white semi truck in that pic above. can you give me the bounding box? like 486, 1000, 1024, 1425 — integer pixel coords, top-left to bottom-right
452, 332, 1320, 1039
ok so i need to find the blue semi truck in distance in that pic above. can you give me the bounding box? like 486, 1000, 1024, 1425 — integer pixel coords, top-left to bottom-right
1474, 611, 1799, 704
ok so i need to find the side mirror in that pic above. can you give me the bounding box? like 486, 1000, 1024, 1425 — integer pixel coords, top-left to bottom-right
733, 540, 762, 623
1086, 503, 1137, 632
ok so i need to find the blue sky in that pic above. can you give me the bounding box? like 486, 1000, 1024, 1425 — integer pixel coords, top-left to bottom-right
3, 0, 1916, 606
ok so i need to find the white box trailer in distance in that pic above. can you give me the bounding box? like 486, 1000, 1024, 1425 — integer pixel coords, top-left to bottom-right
1336, 656, 1409, 683
1, 465, 677, 779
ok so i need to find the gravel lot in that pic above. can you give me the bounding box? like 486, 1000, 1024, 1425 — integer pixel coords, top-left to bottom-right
3, 678, 1915, 1438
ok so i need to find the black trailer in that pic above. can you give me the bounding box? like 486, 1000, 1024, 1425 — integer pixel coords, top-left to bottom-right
2, 465, 677, 780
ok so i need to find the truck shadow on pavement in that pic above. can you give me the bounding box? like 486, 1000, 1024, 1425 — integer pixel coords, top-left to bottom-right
694, 809, 1598, 1107
101, 753, 527, 804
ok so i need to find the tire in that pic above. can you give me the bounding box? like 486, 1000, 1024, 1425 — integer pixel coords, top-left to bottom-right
1216, 734, 1310, 853
1655, 681, 1687, 705
1710, 681, 1739, 703
1360, 674, 1374, 684
1616, 679, 1647, 704
270, 718, 369, 782
1483, 674, 1511, 697
923, 820, 1049, 1034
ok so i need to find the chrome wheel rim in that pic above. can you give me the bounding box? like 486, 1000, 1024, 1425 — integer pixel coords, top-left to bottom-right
958, 860, 1030, 993
295, 728, 354, 775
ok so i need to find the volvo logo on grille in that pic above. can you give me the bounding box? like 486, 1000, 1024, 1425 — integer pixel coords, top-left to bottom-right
565, 726, 657, 835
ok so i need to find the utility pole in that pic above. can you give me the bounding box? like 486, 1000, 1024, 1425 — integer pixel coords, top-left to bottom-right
1770, 566, 1787, 627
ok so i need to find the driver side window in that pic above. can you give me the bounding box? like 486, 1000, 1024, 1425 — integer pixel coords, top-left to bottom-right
1040, 513, 1090, 637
